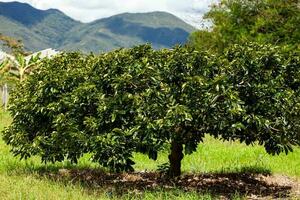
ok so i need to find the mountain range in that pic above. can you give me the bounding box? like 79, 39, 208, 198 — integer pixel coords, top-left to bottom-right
0, 1, 195, 52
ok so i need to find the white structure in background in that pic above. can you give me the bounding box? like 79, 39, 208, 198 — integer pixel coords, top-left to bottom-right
1, 48, 60, 62
25, 48, 60, 62
0, 49, 14, 61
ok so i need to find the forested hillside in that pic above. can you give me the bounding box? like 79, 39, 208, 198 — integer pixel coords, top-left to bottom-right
0, 2, 195, 52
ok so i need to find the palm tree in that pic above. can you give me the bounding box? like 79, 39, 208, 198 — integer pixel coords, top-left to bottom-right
0, 53, 41, 110
9, 53, 41, 82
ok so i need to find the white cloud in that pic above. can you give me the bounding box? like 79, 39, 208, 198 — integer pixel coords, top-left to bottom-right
1, 0, 218, 28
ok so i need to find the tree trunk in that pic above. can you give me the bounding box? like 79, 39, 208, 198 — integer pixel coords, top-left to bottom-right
168, 139, 183, 177
2, 83, 8, 111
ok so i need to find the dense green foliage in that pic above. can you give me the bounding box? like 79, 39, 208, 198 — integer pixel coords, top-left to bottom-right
3, 44, 300, 176
0, 2, 194, 52
189, 0, 300, 51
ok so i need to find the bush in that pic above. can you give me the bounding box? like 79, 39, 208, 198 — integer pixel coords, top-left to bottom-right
3, 44, 300, 176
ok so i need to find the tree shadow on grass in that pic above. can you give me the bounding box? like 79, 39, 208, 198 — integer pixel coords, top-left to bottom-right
16, 164, 295, 199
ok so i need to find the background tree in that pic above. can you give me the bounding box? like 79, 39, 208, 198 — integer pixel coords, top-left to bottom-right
0, 33, 28, 56
189, 0, 300, 52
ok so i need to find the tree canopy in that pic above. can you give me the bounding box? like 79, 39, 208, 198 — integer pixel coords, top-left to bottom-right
189, 0, 300, 51
3, 44, 300, 176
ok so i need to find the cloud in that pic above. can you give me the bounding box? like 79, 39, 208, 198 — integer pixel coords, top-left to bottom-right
1, 0, 218, 28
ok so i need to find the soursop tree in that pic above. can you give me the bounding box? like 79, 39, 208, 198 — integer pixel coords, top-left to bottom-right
3, 44, 300, 177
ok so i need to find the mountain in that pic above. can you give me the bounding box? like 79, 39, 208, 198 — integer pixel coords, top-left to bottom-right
61, 12, 195, 52
0, 1, 195, 52
0, 1, 81, 50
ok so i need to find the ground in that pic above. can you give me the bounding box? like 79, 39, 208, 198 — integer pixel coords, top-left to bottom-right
50, 169, 300, 199
0, 111, 299, 199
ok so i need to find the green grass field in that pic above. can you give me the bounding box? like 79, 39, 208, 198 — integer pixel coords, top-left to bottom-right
0, 110, 299, 200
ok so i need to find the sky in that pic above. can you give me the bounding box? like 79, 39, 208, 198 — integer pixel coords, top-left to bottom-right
1, 0, 218, 28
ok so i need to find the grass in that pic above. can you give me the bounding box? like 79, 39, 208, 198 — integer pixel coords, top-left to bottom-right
133, 137, 300, 177
0, 110, 299, 199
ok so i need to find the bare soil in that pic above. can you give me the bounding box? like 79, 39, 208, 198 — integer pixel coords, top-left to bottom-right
44, 169, 300, 199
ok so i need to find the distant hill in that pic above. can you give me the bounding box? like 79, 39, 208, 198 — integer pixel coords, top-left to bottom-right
0, 1, 195, 52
